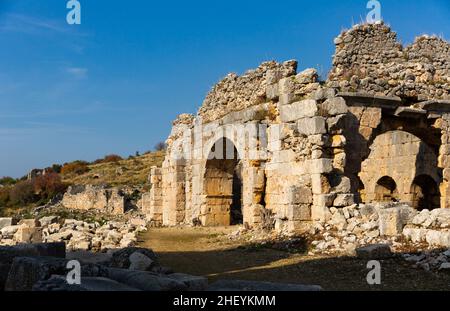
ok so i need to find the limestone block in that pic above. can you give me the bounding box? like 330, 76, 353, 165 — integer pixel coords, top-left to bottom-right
311, 203, 332, 222
1, 226, 20, 238
327, 114, 346, 134
286, 204, 311, 221
308, 134, 330, 147
331, 135, 346, 148
360, 107, 382, 129
333, 194, 355, 207
321, 97, 348, 116
309, 159, 333, 174
425, 230, 450, 248
38, 216, 59, 227
279, 93, 295, 106
0, 218, 15, 231
266, 84, 279, 100
332, 176, 351, 194
378, 208, 403, 236
278, 77, 295, 96
280, 100, 318, 122
297, 117, 326, 135
403, 227, 427, 243
288, 186, 313, 204
330, 210, 347, 230
296, 68, 318, 84
333, 153, 347, 172
359, 126, 373, 140
311, 174, 331, 195
313, 194, 336, 208
18, 219, 41, 228
14, 226, 43, 243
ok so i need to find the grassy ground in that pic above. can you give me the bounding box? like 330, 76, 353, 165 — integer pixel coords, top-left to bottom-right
139, 226, 450, 291
62, 151, 165, 188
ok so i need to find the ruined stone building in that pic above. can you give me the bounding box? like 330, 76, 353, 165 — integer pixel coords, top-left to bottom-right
142, 23, 450, 233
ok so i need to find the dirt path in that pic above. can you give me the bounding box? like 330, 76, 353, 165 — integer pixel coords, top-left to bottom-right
139, 226, 450, 291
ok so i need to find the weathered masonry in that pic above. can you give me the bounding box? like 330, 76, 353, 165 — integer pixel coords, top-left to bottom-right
142, 23, 450, 233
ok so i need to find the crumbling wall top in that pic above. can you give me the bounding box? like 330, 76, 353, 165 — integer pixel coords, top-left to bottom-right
198, 60, 297, 123
328, 22, 450, 100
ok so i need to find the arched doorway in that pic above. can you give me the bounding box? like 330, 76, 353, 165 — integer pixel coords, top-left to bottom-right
375, 176, 398, 202
410, 175, 440, 211
203, 138, 242, 226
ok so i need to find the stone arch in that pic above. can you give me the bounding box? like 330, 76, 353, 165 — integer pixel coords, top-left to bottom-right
203, 126, 245, 162
359, 130, 440, 204
201, 137, 243, 226
410, 175, 440, 211
375, 176, 399, 202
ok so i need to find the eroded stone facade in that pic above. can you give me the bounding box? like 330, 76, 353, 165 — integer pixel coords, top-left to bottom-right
143, 23, 450, 235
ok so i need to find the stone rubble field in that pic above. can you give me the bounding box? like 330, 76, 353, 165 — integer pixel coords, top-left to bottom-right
0, 215, 148, 251
229, 202, 450, 274
0, 242, 322, 291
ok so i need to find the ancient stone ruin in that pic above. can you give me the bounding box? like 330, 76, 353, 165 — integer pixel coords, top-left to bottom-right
61, 185, 126, 215
142, 22, 450, 239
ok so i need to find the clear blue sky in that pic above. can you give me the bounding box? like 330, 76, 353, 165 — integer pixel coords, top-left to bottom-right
0, 0, 449, 178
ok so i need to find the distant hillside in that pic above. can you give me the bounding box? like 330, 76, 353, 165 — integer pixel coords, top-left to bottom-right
61, 151, 165, 188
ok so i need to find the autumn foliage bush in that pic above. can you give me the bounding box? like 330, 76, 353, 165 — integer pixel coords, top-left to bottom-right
3, 173, 67, 207
93, 154, 123, 164
61, 161, 90, 175
33, 173, 67, 202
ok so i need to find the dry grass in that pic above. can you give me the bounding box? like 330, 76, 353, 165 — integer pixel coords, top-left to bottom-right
139, 227, 450, 291
62, 151, 165, 188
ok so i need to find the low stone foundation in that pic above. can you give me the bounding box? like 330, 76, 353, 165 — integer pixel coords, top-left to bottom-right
61, 185, 126, 215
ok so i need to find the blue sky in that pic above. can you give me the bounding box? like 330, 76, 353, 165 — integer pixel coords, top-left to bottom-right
0, 0, 449, 178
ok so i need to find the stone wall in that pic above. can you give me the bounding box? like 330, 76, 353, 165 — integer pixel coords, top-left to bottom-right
61, 185, 125, 215
198, 61, 297, 124
328, 23, 450, 100
139, 167, 163, 226
145, 23, 450, 236
360, 130, 439, 204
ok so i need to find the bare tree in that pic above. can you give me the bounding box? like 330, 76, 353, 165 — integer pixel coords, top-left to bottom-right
154, 142, 167, 151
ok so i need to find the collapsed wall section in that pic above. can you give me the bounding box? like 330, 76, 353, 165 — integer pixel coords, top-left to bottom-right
328, 23, 450, 100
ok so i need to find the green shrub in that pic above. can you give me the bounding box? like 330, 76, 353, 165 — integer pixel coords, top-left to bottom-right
0, 176, 16, 186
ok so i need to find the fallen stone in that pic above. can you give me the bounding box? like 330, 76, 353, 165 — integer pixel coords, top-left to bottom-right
439, 263, 450, 271
106, 268, 187, 291
1, 225, 20, 238
18, 219, 41, 228
355, 244, 393, 259
403, 227, 427, 243
379, 208, 403, 236
39, 216, 59, 227
5, 256, 69, 291
0, 218, 15, 230
14, 225, 43, 243
5, 256, 108, 291
333, 194, 355, 207
129, 251, 155, 271
109, 247, 158, 269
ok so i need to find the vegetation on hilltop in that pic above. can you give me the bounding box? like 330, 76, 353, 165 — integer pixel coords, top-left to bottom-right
0, 150, 165, 216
